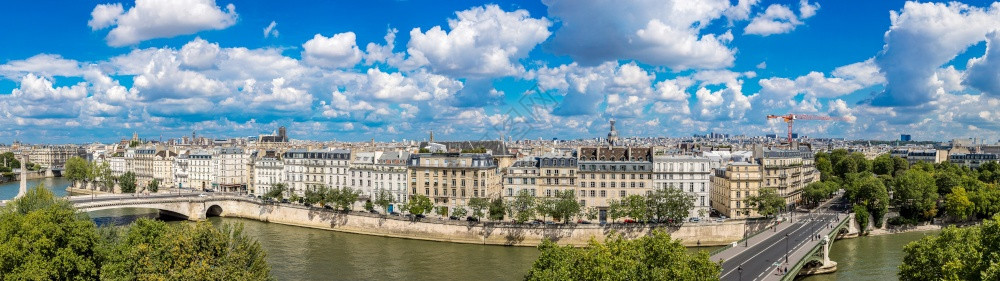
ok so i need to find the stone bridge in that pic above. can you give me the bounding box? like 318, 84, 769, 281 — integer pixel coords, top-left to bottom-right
66, 193, 254, 221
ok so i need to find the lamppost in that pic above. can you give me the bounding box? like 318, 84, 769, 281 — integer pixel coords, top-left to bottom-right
738, 265, 743, 281
744, 222, 749, 247
785, 233, 790, 263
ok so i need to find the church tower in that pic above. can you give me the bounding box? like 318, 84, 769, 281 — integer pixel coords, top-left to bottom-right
607, 120, 619, 145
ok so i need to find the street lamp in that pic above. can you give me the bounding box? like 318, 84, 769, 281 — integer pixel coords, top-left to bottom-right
785, 233, 790, 263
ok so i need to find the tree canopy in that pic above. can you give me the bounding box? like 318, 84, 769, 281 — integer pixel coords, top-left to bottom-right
899, 214, 1000, 281
119, 171, 137, 194
524, 230, 721, 281
744, 188, 784, 217
0, 185, 272, 280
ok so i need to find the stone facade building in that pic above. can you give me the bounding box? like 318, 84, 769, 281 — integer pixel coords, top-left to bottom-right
710, 162, 763, 219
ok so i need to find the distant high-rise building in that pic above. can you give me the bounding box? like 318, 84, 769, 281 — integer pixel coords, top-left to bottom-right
900, 134, 912, 142
765, 134, 777, 139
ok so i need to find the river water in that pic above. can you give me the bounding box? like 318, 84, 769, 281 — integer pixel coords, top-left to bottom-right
5, 178, 931, 280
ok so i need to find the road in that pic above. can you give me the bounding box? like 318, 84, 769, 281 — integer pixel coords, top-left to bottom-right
716, 196, 846, 281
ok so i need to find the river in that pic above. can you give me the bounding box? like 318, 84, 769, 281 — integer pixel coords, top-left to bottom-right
6, 178, 932, 280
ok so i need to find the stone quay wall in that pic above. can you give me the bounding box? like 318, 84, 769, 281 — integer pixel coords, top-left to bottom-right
213, 200, 771, 247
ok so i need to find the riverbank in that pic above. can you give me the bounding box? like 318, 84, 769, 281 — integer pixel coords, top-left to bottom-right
207, 199, 769, 247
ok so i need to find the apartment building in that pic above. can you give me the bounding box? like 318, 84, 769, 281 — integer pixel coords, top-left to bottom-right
251, 150, 283, 195
27, 145, 77, 169
188, 150, 215, 191
153, 150, 176, 187
577, 147, 653, 221
408, 153, 501, 215
350, 151, 382, 199
503, 155, 578, 200
282, 148, 351, 196
710, 162, 763, 219
173, 153, 190, 189
653, 155, 711, 218
376, 151, 410, 211
949, 153, 999, 169
130, 148, 156, 187
216, 147, 249, 193
756, 147, 820, 207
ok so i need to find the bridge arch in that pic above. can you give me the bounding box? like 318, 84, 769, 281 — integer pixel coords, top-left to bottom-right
206, 205, 223, 217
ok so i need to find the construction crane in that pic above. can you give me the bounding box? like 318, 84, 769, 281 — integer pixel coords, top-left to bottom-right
766, 114, 845, 143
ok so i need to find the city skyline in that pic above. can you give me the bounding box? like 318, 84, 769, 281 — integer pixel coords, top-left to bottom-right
3, 0, 1000, 144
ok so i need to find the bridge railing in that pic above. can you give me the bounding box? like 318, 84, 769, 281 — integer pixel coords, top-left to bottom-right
709, 217, 778, 257
781, 213, 852, 281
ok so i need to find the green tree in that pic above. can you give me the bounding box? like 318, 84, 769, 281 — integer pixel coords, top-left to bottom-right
584, 207, 598, 221
744, 188, 784, 217
802, 182, 830, 207
854, 205, 869, 235
646, 187, 695, 223
100, 219, 271, 280
524, 230, 721, 281
468, 197, 489, 220
898, 214, 1000, 280
405, 194, 433, 218
508, 189, 537, 223
829, 149, 849, 167
945, 187, 974, 221
374, 190, 393, 213
893, 169, 939, 220
364, 200, 375, 212
95, 162, 114, 192
488, 197, 506, 221
607, 199, 626, 222
873, 154, 894, 175
265, 183, 287, 201
452, 206, 468, 218
548, 190, 582, 223
816, 157, 834, 181
146, 179, 159, 193
65, 156, 88, 187
119, 171, 137, 194
303, 187, 324, 205
892, 156, 909, 176
852, 173, 890, 228
0, 186, 102, 280
936, 171, 961, 196
623, 194, 649, 221
329, 187, 360, 211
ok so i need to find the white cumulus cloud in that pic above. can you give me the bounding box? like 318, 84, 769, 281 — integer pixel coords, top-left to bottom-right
89, 0, 238, 46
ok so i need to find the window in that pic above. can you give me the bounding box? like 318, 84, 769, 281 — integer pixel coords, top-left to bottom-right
619, 190, 626, 197
590, 190, 596, 197
600, 190, 606, 197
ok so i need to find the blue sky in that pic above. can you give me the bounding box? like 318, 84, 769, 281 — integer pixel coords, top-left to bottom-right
2, 0, 1000, 144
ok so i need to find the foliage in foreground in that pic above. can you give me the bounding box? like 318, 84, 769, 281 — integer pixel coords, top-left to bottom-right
524, 230, 721, 281
0, 186, 272, 280
899, 213, 1000, 281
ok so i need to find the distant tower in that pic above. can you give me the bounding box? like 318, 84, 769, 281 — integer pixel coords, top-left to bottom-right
607, 120, 619, 145
278, 126, 287, 142
132, 131, 139, 141
429, 131, 434, 143
192, 130, 196, 142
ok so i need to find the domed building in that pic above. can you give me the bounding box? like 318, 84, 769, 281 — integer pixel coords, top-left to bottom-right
607, 120, 619, 145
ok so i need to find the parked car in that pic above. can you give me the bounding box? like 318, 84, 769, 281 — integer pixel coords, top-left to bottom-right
688, 217, 701, 223
466, 216, 480, 222
623, 219, 636, 223
324, 205, 333, 210
281, 199, 289, 204
449, 216, 460, 220
415, 214, 426, 219
369, 209, 379, 214
714, 218, 725, 223
198, 194, 207, 197
390, 211, 400, 216
577, 220, 592, 224
304, 203, 312, 207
